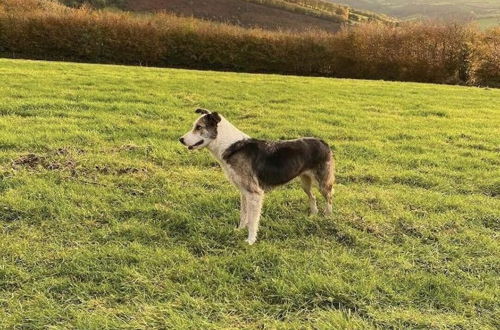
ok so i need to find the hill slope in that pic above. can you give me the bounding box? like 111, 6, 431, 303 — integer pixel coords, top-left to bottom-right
125, 0, 346, 32
0, 59, 499, 328
331, 0, 500, 26
61, 0, 395, 32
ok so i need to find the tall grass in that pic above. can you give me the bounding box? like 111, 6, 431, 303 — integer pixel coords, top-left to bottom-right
0, 0, 498, 86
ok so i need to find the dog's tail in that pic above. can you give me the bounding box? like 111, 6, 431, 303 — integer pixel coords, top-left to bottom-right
324, 150, 335, 192
317, 139, 335, 190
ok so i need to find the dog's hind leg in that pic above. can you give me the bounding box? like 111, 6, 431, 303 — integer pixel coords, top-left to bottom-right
238, 191, 248, 229
320, 184, 333, 216
300, 174, 318, 215
245, 191, 264, 245
316, 159, 335, 216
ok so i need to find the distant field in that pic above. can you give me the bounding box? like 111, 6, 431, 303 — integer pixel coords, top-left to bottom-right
59, 0, 393, 32
122, 0, 343, 32
332, 0, 500, 24
476, 17, 500, 29
0, 59, 499, 328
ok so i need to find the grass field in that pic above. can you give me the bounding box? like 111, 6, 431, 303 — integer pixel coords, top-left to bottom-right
476, 17, 500, 29
334, 0, 500, 21
0, 58, 499, 328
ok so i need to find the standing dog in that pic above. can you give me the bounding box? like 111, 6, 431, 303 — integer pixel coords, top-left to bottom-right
180, 109, 335, 245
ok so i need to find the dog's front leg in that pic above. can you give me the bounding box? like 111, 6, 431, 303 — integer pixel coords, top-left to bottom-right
245, 192, 264, 245
238, 191, 248, 229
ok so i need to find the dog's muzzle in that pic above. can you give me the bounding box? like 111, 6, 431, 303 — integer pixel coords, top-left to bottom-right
179, 137, 204, 150
188, 140, 204, 150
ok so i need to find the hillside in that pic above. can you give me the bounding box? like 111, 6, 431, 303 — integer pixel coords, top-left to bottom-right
1, 58, 499, 328
125, 0, 345, 32
331, 0, 500, 27
61, 0, 395, 32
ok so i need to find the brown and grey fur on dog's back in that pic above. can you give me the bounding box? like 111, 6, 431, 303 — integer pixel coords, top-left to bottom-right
223, 138, 334, 191
222, 137, 335, 219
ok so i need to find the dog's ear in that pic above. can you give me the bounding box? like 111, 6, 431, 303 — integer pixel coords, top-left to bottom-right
195, 108, 210, 115
205, 112, 221, 125
210, 112, 221, 124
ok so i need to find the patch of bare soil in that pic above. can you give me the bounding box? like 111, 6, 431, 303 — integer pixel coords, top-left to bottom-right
12, 152, 78, 172
13, 150, 149, 178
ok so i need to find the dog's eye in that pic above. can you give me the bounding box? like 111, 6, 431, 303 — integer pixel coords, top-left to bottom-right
195, 125, 202, 130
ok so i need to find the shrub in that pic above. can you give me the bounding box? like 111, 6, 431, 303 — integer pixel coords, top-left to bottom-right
329, 22, 478, 84
469, 27, 500, 86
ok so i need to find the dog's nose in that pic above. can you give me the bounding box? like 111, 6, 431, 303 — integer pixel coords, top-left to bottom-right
179, 137, 185, 145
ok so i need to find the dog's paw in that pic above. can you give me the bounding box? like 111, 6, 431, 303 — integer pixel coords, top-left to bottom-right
245, 238, 256, 245
309, 208, 319, 216
235, 223, 247, 230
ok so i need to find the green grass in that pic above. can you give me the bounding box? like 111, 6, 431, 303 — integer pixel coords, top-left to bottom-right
0, 58, 499, 328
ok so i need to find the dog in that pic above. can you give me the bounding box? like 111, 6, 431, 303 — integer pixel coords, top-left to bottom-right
180, 108, 335, 245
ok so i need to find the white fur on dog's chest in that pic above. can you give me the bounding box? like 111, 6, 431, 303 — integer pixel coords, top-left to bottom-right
206, 116, 250, 190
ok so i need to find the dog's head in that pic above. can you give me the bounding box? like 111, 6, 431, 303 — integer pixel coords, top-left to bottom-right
179, 108, 221, 150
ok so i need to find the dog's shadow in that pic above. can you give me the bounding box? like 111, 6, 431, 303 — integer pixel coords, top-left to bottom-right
116, 190, 353, 255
